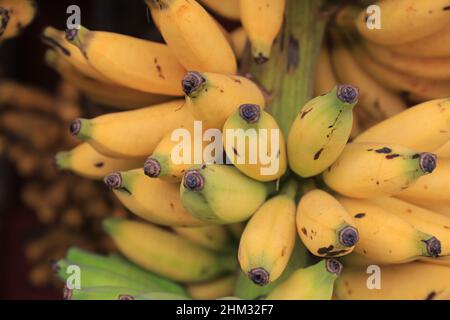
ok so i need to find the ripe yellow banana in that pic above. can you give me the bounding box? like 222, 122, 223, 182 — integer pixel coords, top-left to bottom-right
0, 0, 36, 43
183, 71, 265, 129
238, 180, 297, 286
323, 142, 437, 198
314, 43, 338, 97
389, 23, 450, 58
198, 0, 240, 20
104, 169, 204, 227
355, 99, 450, 151
240, 0, 285, 63
187, 274, 237, 300
70, 100, 193, 158
147, 0, 236, 74
223, 104, 287, 182
288, 85, 359, 178
46, 50, 170, 110
365, 42, 450, 81
180, 164, 273, 224
338, 197, 441, 264
267, 259, 343, 300
436, 140, 450, 158
355, 0, 450, 46
102, 218, 236, 283
66, 26, 186, 96
370, 197, 450, 256
297, 190, 359, 258
230, 27, 247, 61
55, 143, 143, 181
173, 225, 233, 252
335, 262, 450, 300
417, 201, 450, 218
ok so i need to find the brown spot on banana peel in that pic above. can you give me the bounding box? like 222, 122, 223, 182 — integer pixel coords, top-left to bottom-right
375, 147, 392, 154
287, 35, 299, 72
300, 108, 313, 119
301, 227, 308, 236
386, 154, 400, 160
318, 245, 334, 255
154, 58, 165, 79
443, 6, 450, 11
426, 291, 437, 300
94, 162, 104, 168
354, 213, 366, 219
314, 148, 324, 160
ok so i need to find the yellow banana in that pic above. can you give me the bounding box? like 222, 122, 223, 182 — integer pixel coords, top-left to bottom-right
267, 259, 343, 300
66, 26, 186, 96
70, 100, 193, 158
355, 0, 450, 46
338, 197, 441, 264
323, 143, 437, 198
355, 99, 450, 151
297, 190, 359, 258
183, 71, 265, 129
238, 180, 297, 286
230, 27, 248, 61
147, 0, 236, 74
436, 140, 450, 158
314, 43, 338, 97
223, 104, 287, 182
55, 143, 144, 181
370, 197, 450, 255
365, 42, 450, 81
173, 225, 233, 252
335, 262, 450, 300
46, 50, 170, 110
187, 274, 237, 300
389, 23, 450, 58
420, 255, 450, 267
102, 218, 236, 283
104, 169, 205, 227
417, 201, 450, 218
198, 0, 240, 20
0, 0, 36, 42
240, 0, 286, 63
288, 85, 358, 178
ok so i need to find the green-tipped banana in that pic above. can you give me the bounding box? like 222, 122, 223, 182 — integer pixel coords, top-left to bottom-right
288, 85, 359, 178
180, 164, 273, 224
64, 286, 144, 301
267, 259, 343, 300
102, 218, 236, 283
173, 226, 234, 252
66, 247, 186, 295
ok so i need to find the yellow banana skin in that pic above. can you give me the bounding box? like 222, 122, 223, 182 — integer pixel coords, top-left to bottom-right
66, 26, 186, 96
370, 197, 450, 256
436, 140, 450, 158
230, 27, 247, 61
355, 0, 450, 46
0, 0, 36, 43
187, 274, 237, 300
102, 218, 236, 283
173, 225, 233, 252
323, 142, 437, 199
355, 99, 450, 151
288, 85, 358, 178
238, 184, 297, 286
223, 104, 287, 182
267, 259, 343, 300
183, 71, 265, 130
70, 100, 193, 159
104, 169, 205, 227
55, 143, 144, 181
148, 0, 236, 74
314, 43, 338, 97
335, 262, 450, 300
180, 164, 272, 224
338, 197, 441, 264
198, 0, 240, 20
297, 190, 359, 258
240, 0, 285, 63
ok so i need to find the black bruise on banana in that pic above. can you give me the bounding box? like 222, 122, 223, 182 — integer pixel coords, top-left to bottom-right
354, 213, 365, 219
426, 291, 437, 300
41, 35, 71, 57
0, 8, 10, 36
314, 148, 324, 160
317, 245, 349, 257
375, 147, 392, 154
287, 35, 299, 72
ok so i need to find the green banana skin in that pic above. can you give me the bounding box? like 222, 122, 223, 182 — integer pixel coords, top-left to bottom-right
65, 286, 144, 300
121, 292, 192, 300
66, 247, 186, 295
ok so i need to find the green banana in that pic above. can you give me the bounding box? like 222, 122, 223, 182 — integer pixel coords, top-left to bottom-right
119, 292, 191, 300
64, 286, 144, 300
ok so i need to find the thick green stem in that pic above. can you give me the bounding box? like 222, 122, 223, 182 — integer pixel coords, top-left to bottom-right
242, 0, 327, 137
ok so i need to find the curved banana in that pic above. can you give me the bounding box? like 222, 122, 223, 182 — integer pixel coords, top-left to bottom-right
240, 0, 286, 63
187, 274, 237, 300
199, 0, 240, 20
355, 99, 450, 151
223, 104, 287, 182
335, 262, 450, 300
314, 43, 338, 97
147, 0, 236, 74
104, 169, 205, 227
267, 259, 343, 300
69, 100, 193, 158
323, 142, 437, 198
355, 0, 450, 46
230, 27, 248, 61
338, 197, 441, 264
66, 26, 186, 96
238, 180, 297, 286
288, 85, 358, 178
297, 190, 359, 258
0, 0, 36, 43
173, 225, 233, 252
417, 201, 450, 218
180, 164, 273, 224
55, 143, 144, 180
183, 71, 265, 129
102, 218, 236, 283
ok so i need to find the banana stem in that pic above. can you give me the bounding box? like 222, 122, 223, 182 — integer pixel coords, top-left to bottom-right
241, 0, 327, 137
